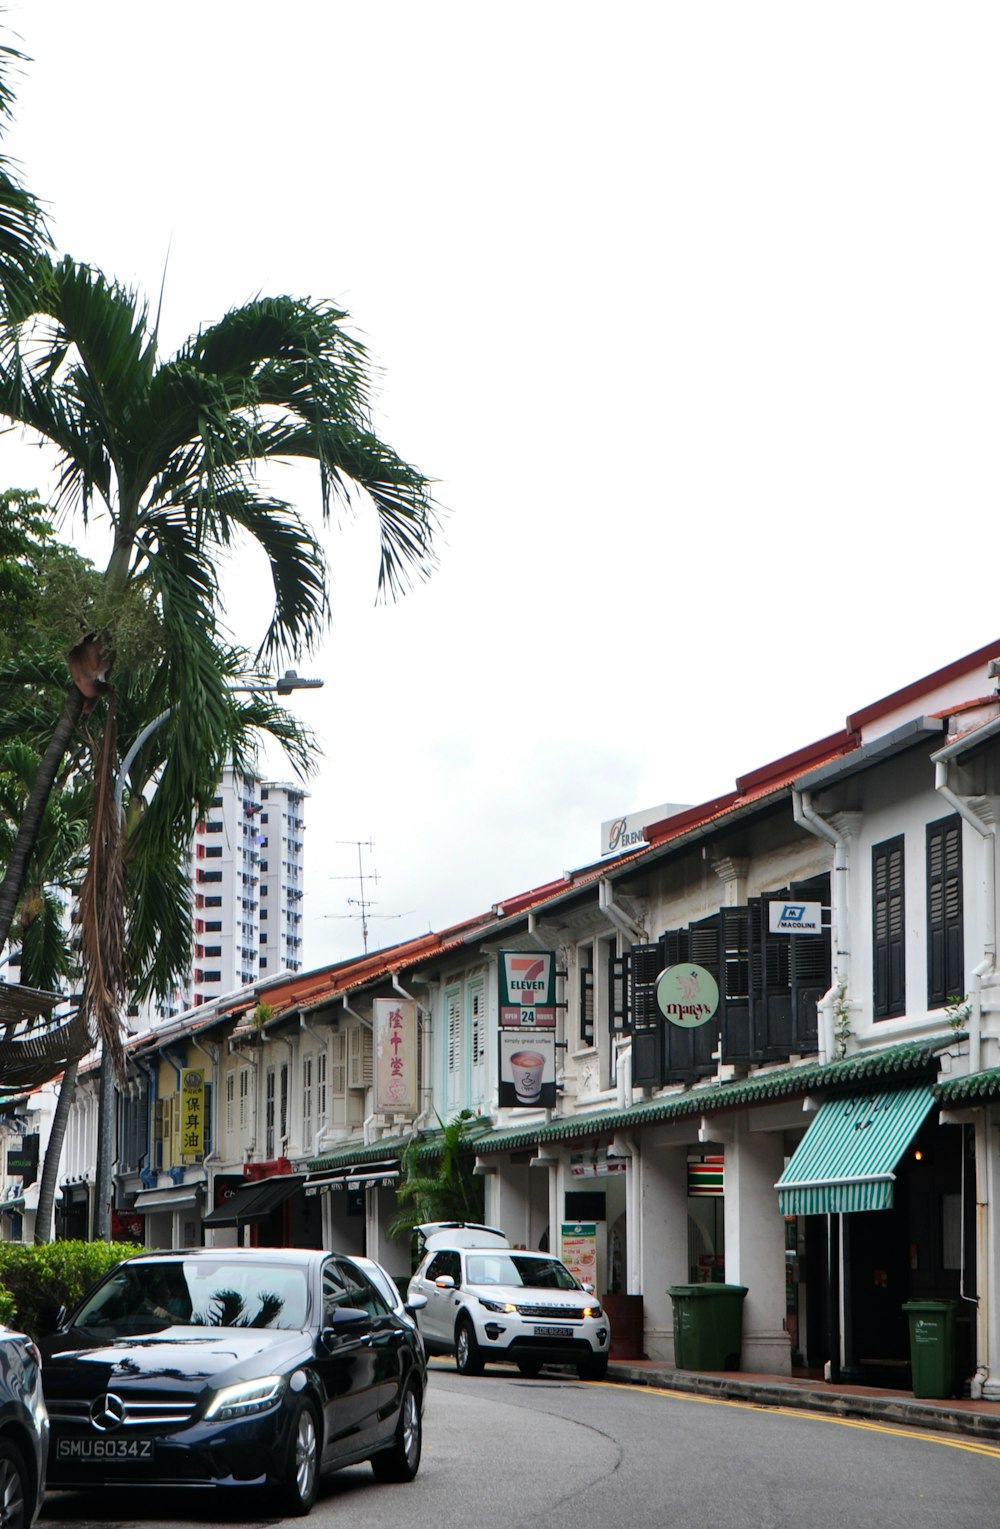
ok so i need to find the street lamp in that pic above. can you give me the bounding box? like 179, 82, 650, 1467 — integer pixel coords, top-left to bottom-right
93, 670, 323, 1242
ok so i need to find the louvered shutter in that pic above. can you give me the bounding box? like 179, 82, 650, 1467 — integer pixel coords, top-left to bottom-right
665, 916, 721, 1082
750, 891, 794, 1060
718, 904, 753, 1063
873, 838, 905, 1019
788, 873, 830, 1054
609, 951, 630, 1034
927, 816, 963, 1007
629, 942, 663, 1086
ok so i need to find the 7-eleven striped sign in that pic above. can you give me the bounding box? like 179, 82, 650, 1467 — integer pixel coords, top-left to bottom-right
499, 950, 556, 1028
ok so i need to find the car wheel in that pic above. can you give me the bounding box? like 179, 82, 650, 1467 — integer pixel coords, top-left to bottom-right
371, 1381, 422, 1482
516, 1357, 544, 1377
0, 1439, 29, 1529
577, 1354, 609, 1381
455, 1315, 485, 1375
275, 1398, 321, 1516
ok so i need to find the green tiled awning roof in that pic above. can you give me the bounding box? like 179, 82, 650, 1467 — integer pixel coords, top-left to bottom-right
775, 1085, 936, 1215
935, 1067, 1000, 1106
306, 1037, 951, 1172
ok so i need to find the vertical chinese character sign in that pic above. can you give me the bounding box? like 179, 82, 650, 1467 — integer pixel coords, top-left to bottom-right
374, 998, 418, 1114
181, 1069, 204, 1159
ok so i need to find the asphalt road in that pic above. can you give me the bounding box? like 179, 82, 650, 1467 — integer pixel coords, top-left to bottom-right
39, 1359, 1000, 1528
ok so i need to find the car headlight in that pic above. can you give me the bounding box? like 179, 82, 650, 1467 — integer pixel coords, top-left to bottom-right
582, 1304, 603, 1319
204, 1375, 284, 1421
478, 1297, 517, 1314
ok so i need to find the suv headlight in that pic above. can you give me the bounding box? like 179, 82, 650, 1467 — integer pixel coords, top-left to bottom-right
204, 1375, 284, 1421
582, 1303, 603, 1319
478, 1297, 517, 1314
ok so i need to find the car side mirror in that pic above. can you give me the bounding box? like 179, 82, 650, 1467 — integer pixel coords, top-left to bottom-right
406, 1292, 428, 1312
433, 1275, 455, 1290
36, 1301, 67, 1336
321, 1305, 370, 1346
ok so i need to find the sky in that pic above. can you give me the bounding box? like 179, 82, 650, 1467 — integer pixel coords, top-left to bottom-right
1, 3, 999, 966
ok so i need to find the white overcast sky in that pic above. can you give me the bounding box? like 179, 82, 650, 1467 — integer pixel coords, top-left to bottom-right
2, 4, 999, 964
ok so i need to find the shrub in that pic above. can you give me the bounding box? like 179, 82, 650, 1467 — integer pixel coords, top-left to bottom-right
0, 1241, 144, 1340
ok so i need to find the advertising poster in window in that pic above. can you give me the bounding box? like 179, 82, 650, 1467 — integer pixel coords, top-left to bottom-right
498, 950, 557, 1027
561, 1222, 598, 1286
373, 997, 418, 1114
498, 1029, 556, 1109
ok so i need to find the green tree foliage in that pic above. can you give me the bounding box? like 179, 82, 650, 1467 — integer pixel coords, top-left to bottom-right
386, 1111, 485, 1250
0, 1239, 143, 1337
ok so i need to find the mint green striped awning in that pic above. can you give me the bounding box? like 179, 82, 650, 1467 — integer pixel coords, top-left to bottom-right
775, 1085, 935, 1215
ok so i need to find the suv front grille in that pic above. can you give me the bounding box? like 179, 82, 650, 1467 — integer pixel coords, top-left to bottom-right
517, 1303, 587, 1320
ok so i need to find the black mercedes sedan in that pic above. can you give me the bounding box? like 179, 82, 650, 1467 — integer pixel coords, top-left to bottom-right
39, 1247, 427, 1516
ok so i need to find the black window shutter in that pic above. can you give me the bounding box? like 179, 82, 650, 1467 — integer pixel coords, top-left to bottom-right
750, 890, 794, 1060
873, 837, 905, 1019
629, 942, 663, 1086
719, 904, 753, 1063
927, 816, 963, 1008
660, 922, 715, 1084
788, 873, 830, 1054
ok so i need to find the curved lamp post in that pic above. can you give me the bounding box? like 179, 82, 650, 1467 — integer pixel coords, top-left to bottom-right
93, 670, 323, 1242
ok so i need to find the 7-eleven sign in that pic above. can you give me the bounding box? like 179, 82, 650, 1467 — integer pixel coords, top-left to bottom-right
499, 950, 556, 1028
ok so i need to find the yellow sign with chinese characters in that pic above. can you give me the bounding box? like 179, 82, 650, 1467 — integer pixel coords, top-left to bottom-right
181, 1068, 204, 1159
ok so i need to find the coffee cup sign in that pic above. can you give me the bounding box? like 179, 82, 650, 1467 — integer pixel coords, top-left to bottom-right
498, 1029, 556, 1108
510, 1049, 545, 1103
655, 963, 720, 1028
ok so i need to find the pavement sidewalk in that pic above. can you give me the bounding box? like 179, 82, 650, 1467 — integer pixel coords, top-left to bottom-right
604, 1356, 1000, 1441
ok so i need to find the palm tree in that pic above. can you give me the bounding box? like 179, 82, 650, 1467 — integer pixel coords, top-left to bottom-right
0, 256, 440, 1051
28, 641, 320, 1243
0, 27, 49, 308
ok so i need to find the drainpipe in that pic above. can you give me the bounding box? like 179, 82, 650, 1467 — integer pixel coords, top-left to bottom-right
934, 757, 995, 1077
599, 881, 646, 1106
792, 790, 849, 1063
620, 1133, 642, 1296
599, 879, 647, 943
343, 997, 377, 1144
392, 974, 434, 1130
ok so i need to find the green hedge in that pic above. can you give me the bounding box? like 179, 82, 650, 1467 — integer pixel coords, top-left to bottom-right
0, 1242, 144, 1340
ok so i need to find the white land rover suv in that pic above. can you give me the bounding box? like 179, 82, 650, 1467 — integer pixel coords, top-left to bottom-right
407, 1221, 610, 1380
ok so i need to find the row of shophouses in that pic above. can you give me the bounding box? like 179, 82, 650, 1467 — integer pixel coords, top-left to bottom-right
8, 638, 1000, 1396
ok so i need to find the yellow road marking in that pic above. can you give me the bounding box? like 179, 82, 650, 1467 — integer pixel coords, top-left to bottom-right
594, 1381, 1000, 1459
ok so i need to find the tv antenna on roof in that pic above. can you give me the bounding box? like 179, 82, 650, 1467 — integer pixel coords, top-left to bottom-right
329, 839, 410, 954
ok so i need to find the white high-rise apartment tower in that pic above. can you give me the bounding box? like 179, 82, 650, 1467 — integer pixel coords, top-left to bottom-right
180, 765, 307, 1012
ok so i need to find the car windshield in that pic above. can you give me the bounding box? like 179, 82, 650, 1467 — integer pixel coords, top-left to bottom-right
72, 1259, 310, 1334
465, 1253, 580, 1290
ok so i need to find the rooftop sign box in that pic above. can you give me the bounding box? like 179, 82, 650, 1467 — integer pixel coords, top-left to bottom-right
601, 803, 689, 858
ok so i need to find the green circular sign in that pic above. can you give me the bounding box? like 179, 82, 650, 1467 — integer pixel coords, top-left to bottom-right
655, 964, 720, 1028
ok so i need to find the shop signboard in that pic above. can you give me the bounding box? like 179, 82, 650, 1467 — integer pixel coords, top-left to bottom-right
373, 997, 418, 1114
561, 1222, 598, 1287
498, 950, 556, 1028
655, 964, 720, 1028
767, 899, 823, 934
6, 1134, 38, 1185
181, 1069, 204, 1159
497, 1029, 556, 1109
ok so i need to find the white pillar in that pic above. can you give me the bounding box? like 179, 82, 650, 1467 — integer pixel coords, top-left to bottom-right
639, 1141, 691, 1362
723, 1115, 791, 1374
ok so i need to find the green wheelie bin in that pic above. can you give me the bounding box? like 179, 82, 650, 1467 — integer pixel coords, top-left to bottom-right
669, 1283, 748, 1371
903, 1299, 958, 1398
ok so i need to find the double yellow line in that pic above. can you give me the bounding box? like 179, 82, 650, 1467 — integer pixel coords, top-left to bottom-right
602, 1381, 1000, 1460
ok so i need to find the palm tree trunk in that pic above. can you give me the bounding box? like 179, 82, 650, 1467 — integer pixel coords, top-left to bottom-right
0, 685, 85, 952
33, 1057, 78, 1244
